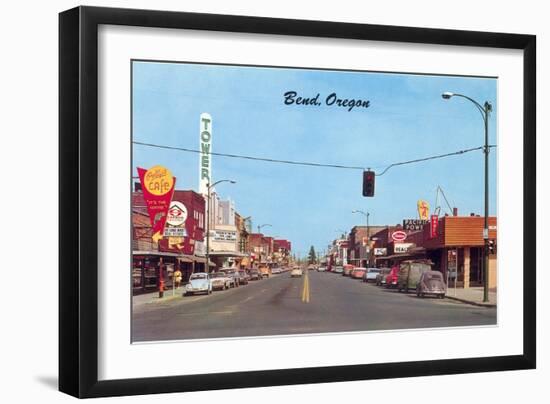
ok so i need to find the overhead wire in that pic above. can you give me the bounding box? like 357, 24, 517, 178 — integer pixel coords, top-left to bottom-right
132, 140, 496, 176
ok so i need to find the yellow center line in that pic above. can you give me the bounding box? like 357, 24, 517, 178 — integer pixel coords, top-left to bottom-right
301, 272, 310, 303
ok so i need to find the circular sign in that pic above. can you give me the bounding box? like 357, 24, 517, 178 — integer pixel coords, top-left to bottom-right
167, 201, 188, 226
391, 230, 407, 241
143, 165, 174, 196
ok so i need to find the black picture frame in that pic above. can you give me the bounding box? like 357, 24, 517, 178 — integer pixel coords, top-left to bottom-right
59, 5, 536, 398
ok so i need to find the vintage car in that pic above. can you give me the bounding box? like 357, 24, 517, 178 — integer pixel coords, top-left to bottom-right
397, 260, 433, 293
375, 267, 391, 286
416, 270, 446, 298
222, 268, 242, 287
362, 267, 381, 283
290, 267, 303, 277
350, 267, 367, 279
342, 264, 355, 276
237, 270, 250, 285
209, 271, 234, 290
259, 265, 271, 278
249, 270, 262, 281
317, 266, 327, 272
184, 272, 212, 295
332, 266, 344, 274
385, 265, 400, 288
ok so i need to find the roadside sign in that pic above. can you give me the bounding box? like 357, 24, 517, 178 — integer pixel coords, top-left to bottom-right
391, 231, 407, 242
166, 201, 188, 226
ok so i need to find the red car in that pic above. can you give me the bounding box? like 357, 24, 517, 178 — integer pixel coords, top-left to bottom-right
350, 267, 367, 279
385, 265, 400, 288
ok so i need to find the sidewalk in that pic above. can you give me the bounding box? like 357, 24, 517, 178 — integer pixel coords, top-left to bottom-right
133, 286, 186, 307
445, 287, 497, 307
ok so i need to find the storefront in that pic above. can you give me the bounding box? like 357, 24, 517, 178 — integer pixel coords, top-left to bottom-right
132, 251, 215, 295
208, 251, 248, 270
132, 251, 180, 295
422, 215, 497, 289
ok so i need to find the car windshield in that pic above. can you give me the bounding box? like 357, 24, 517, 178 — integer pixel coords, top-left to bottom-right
210, 273, 225, 278
369, 268, 380, 273
190, 273, 207, 280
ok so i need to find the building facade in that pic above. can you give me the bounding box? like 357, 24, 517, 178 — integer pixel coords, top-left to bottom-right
131, 189, 208, 295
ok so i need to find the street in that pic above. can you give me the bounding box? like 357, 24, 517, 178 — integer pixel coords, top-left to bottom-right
132, 270, 496, 342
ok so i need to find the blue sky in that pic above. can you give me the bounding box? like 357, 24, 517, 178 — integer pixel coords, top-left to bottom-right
132, 61, 497, 256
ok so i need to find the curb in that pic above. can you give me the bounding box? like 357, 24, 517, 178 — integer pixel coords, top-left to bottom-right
445, 295, 496, 308
139, 294, 183, 306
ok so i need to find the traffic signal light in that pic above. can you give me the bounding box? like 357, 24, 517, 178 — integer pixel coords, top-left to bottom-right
362, 170, 375, 197
488, 240, 496, 254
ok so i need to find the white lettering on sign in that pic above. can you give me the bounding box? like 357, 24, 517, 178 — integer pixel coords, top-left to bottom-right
212, 230, 237, 241
199, 113, 212, 195
394, 243, 414, 253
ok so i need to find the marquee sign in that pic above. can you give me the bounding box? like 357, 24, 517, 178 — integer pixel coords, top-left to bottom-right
212, 230, 237, 241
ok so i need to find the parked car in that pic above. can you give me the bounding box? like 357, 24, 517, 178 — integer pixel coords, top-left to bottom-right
237, 270, 250, 285
350, 267, 367, 279
332, 266, 344, 274
375, 267, 391, 286
222, 268, 242, 287
259, 266, 271, 278
385, 265, 400, 288
343, 264, 355, 276
363, 267, 382, 283
184, 272, 212, 295
416, 270, 446, 298
317, 266, 327, 272
397, 260, 433, 293
220, 267, 239, 288
290, 267, 303, 277
209, 271, 233, 290
271, 266, 282, 274
249, 270, 262, 281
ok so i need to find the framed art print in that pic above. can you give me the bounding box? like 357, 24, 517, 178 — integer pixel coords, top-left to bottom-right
59, 6, 536, 398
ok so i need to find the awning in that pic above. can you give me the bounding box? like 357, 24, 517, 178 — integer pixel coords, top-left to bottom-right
133, 250, 181, 258
208, 251, 248, 257
193, 256, 216, 266
177, 255, 193, 263
376, 251, 426, 261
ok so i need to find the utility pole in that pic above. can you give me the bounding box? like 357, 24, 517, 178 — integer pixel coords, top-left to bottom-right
442, 92, 492, 302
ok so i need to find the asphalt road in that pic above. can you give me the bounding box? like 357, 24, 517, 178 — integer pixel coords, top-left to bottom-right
132, 270, 497, 342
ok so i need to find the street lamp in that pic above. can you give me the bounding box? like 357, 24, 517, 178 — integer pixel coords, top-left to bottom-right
442, 91, 492, 302
206, 179, 236, 273
257, 223, 272, 233
352, 210, 370, 266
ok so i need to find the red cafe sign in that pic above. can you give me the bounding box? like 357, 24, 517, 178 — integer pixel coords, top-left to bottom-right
391, 230, 407, 242
137, 165, 176, 243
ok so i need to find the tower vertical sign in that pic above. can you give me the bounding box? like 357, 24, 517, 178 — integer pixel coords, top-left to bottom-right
199, 113, 212, 195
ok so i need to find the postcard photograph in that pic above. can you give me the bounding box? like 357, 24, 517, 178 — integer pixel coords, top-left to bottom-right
130, 60, 497, 343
